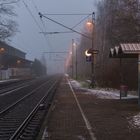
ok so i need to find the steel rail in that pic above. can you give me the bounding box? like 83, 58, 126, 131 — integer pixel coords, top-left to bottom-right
0, 77, 58, 140
9, 78, 59, 140
0, 79, 34, 95
0, 79, 51, 116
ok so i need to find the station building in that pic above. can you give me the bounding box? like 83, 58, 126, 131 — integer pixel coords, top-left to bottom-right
0, 41, 32, 80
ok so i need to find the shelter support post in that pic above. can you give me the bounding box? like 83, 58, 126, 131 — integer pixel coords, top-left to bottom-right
120, 58, 122, 100
138, 55, 140, 105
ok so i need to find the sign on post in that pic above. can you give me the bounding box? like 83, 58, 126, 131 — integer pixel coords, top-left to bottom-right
85, 49, 92, 62
86, 56, 92, 62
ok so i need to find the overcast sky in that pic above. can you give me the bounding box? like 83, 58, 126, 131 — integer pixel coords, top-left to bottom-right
10, 0, 96, 74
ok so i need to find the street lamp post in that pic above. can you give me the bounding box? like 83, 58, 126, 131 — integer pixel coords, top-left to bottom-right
75, 43, 78, 80
72, 39, 78, 80
88, 12, 95, 87
92, 12, 95, 87
72, 39, 74, 78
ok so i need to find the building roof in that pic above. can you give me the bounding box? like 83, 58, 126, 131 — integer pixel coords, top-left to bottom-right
0, 41, 26, 59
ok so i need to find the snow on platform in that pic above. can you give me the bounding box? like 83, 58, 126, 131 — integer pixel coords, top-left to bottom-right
70, 79, 138, 100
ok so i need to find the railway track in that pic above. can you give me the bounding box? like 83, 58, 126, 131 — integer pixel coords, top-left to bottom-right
0, 77, 53, 112
0, 78, 37, 95
0, 75, 61, 140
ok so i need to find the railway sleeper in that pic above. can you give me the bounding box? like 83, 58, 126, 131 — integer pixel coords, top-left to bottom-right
19, 135, 35, 140
19, 128, 39, 140
0, 136, 10, 140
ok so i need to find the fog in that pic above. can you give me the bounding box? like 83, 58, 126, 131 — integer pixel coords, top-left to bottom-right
10, 0, 96, 75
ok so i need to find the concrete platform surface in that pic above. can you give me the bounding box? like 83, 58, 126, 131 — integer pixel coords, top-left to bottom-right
39, 76, 140, 140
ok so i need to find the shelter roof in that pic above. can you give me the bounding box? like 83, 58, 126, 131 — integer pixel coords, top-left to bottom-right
109, 43, 140, 58
120, 43, 140, 54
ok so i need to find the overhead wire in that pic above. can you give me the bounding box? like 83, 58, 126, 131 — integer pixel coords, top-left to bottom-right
43, 13, 91, 16
43, 13, 92, 29
71, 14, 91, 29
22, 0, 43, 32
30, 0, 55, 61
40, 13, 92, 33
39, 12, 91, 40
39, 31, 73, 35
7, 0, 42, 60
23, 0, 54, 58
30, 0, 39, 13
30, 0, 53, 49
39, 14, 92, 34
24, 1, 92, 50
40, 16, 53, 47
22, 0, 55, 62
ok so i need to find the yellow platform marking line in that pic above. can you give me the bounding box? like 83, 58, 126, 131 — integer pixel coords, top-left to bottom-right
67, 78, 96, 140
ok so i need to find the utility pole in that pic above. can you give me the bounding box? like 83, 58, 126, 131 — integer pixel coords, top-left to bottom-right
72, 39, 78, 80
91, 12, 95, 87
72, 39, 74, 78
75, 43, 78, 80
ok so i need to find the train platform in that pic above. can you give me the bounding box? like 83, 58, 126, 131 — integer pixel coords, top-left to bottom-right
39, 76, 140, 140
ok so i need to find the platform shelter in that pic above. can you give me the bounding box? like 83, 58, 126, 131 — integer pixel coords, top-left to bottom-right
109, 43, 140, 104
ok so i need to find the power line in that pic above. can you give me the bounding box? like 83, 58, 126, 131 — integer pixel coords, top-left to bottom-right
43, 51, 68, 53
41, 12, 92, 30
22, 0, 53, 60
40, 12, 92, 30
71, 14, 91, 29
23, 0, 52, 48
38, 12, 91, 40
22, 0, 43, 31
39, 31, 73, 35
39, 12, 92, 36
31, 0, 39, 13
40, 16, 53, 48
28, 2, 91, 39
43, 13, 92, 16
30, 0, 53, 48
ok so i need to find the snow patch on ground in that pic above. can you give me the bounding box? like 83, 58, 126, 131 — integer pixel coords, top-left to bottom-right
70, 79, 138, 99
70, 79, 140, 130
86, 89, 119, 99
70, 80, 81, 88
77, 135, 86, 140
128, 113, 140, 129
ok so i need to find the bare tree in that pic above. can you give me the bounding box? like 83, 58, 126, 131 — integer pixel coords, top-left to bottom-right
67, 0, 139, 88
95, 0, 140, 89
0, 0, 19, 41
